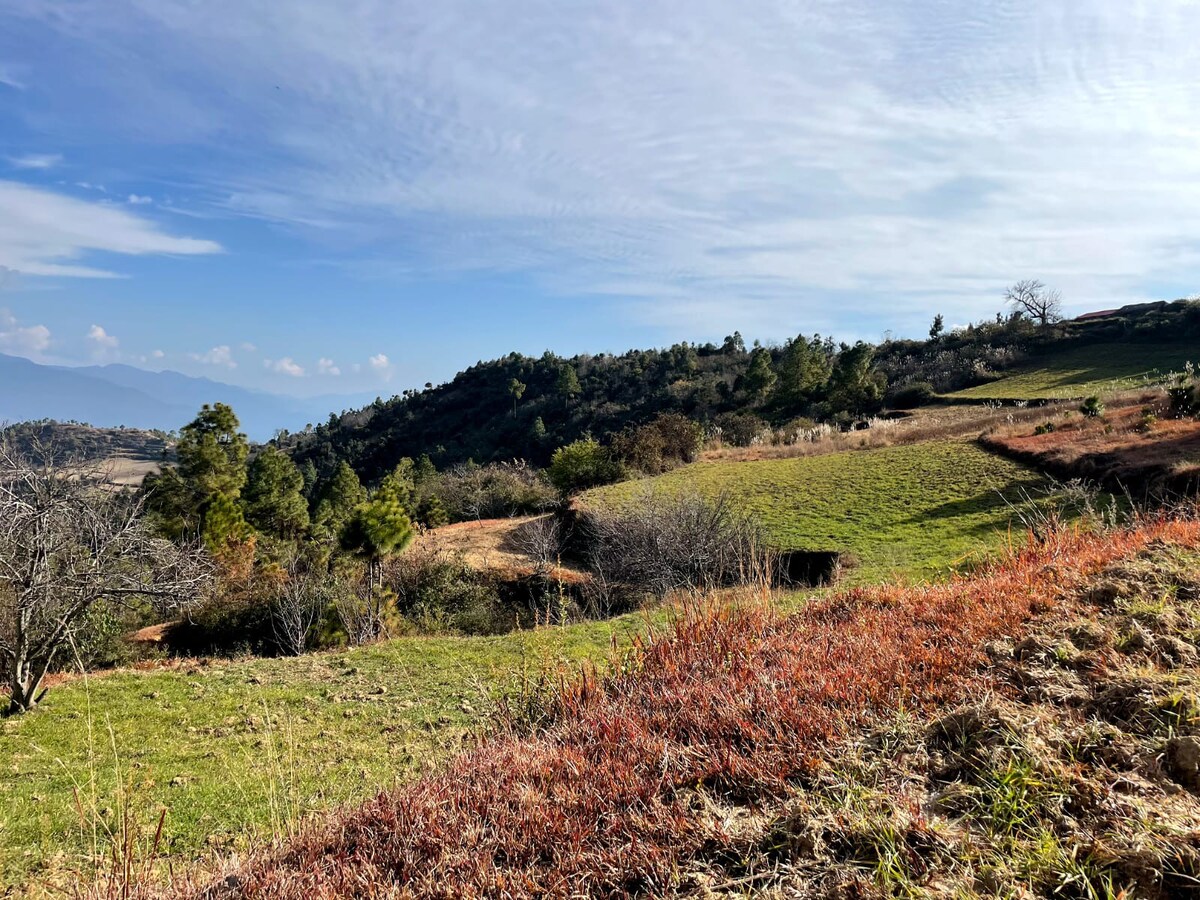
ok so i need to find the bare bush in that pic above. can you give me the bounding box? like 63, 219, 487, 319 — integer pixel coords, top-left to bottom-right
334, 579, 390, 647
270, 567, 331, 656
429, 460, 557, 522
508, 515, 564, 576
579, 491, 775, 600
0, 442, 213, 714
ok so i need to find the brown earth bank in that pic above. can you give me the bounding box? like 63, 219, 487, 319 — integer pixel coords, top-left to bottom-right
981, 397, 1200, 499
88, 516, 1200, 899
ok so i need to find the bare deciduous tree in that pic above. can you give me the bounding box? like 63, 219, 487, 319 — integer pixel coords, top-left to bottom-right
334, 580, 389, 647
508, 515, 564, 577
270, 566, 330, 656
1005, 279, 1063, 326
0, 443, 214, 715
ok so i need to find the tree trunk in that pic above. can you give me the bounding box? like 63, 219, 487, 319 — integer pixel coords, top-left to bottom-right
6, 655, 44, 716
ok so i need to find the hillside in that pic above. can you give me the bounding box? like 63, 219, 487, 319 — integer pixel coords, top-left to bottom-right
947, 341, 1196, 401
1, 432, 1055, 889
583, 440, 1052, 580
116, 518, 1200, 899
281, 300, 1200, 489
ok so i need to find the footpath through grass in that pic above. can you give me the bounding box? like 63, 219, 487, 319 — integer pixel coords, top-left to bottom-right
947, 341, 1196, 401
585, 439, 1049, 580
0, 617, 644, 890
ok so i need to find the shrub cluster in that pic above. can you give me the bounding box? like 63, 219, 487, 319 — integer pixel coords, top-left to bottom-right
577, 491, 775, 599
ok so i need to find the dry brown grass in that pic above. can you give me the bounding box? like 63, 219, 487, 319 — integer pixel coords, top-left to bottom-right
700, 402, 1074, 464
412, 515, 590, 584
983, 392, 1200, 496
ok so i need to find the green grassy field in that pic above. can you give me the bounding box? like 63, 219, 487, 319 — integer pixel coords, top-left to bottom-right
947, 341, 1195, 401
584, 440, 1049, 580
3, 439, 1051, 891
0, 617, 650, 889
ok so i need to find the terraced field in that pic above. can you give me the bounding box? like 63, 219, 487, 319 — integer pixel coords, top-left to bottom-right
947, 341, 1195, 401
584, 439, 1050, 580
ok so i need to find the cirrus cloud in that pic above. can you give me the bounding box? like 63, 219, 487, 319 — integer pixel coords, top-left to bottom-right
0, 180, 221, 278
4, 1, 1200, 337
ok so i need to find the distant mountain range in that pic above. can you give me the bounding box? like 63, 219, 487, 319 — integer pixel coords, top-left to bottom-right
0, 354, 379, 441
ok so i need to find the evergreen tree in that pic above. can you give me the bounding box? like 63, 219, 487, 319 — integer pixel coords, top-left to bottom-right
202, 490, 253, 553
929, 314, 945, 340
556, 365, 581, 400
340, 478, 416, 620
778, 335, 833, 407
312, 462, 367, 544
177, 403, 249, 499
827, 342, 886, 414
743, 347, 778, 401
413, 454, 437, 485
243, 446, 310, 540
508, 378, 527, 417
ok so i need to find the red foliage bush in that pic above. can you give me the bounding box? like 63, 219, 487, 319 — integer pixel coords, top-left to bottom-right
180, 519, 1200, 899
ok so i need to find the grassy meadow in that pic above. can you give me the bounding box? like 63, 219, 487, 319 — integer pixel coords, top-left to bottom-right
5, 438, 1054, 889
584, 439, 1050, 579
1, 617, 649, 889
947, 341, 1196, 401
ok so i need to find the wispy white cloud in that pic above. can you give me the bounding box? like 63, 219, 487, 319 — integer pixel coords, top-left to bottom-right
0, 181, 221, 278
127, 193, 152, 205
8, 153, 61, 170
190, 344, 236, 367
0, 63, 26, 90
239, 341, 257, 352
5, 1, 1200, 332
316, 357, 340, 376
0, 307, 50, 355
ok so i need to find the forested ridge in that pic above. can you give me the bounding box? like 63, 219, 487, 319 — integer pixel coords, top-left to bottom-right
280, 298, 1200, 490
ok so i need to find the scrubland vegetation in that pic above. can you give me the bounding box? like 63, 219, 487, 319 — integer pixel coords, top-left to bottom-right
4, 294, 1200, 897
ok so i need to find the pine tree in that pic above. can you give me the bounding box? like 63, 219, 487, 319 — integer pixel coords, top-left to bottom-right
929, 314, 945, 340
508, 378, 527, 417
202, 490, 253, 553
778, 335, 833, 407
177, 403, 249, 499
312, 462, 367, 544
743, 347, 778, 401
556, 365, 581, 401
340, 479, 416, 633
243, 446, 310, 540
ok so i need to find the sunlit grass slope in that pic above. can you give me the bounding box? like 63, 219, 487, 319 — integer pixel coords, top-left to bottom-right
584, 440, 1049, 580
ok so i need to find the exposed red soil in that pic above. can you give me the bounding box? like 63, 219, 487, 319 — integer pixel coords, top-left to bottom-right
147, 518, 1200, 900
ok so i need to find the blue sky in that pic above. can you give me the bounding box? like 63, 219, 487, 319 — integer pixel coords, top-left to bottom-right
1, 1, 1199, 396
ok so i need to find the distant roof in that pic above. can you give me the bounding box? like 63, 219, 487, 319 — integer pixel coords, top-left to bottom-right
1075, 309, 1119, 322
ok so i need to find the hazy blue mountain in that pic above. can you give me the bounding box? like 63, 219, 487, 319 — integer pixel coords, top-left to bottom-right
0, 354, 378, 440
